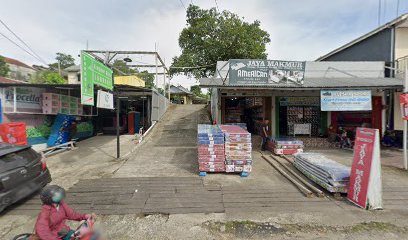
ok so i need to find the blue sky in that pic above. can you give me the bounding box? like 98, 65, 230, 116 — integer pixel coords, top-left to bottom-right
1, 0, 408, 89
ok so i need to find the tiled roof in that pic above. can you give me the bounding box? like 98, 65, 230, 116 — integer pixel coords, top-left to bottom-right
0, 76, 24, 84
3, 56, 34, 70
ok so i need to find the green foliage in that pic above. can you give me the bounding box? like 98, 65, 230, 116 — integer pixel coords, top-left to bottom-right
0, 55, 10, 77
171, 5, 271, 79
31, 70, 67, 84
190, 85, 202, 96
26, 118, 52, 138
49, 52, 76, 70
76, 122, 94, 132
137, 70, 155, 88
113, 60, 136, 76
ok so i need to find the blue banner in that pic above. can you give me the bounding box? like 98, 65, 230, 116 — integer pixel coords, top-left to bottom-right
321, 90, 372, 111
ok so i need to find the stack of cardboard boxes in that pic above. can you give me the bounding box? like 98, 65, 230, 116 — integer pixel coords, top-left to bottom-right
197, 125, 225, 172
267, 137, 304, 155
220, 125, 252, 174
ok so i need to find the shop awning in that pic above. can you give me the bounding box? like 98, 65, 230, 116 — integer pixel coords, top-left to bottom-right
199, 77, 403, 90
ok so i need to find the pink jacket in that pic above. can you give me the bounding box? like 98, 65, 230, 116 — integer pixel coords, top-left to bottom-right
35, 201, 87, 240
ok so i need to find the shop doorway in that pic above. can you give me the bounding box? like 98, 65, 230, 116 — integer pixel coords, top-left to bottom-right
276, 96, 325, 137
221, 96, 272, 136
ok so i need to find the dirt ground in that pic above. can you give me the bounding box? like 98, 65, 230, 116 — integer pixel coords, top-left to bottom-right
1, 104, 408, 240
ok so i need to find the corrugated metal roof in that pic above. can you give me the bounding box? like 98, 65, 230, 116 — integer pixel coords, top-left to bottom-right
170, 85, 193, 95
199, 77, 403, 89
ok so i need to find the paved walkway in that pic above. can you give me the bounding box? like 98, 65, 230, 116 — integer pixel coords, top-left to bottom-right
2, 104, 408, 240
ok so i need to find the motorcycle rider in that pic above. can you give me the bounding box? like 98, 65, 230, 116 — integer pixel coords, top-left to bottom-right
34, 185, 96, 240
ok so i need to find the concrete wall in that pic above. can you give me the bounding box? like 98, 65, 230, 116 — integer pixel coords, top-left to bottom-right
395, 27, 408, 60
321, 28, 392, 62
394, 92, 404, 130
7, 64, 36, 82
67, 72, 80, 84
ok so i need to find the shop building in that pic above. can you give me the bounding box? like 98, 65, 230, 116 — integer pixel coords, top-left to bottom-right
170, 85, 193, 104
0, 80, 168, 150
316, 13, 408, 131
200, 60, 403, 139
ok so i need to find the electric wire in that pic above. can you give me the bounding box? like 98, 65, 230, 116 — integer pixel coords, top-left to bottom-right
0, 30, 45, 64
179, 0, 186, 10
0, 19, 48, 65
214, 0, 220, 11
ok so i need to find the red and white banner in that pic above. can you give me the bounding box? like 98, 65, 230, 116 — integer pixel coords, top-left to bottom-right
347, 128, 382, 209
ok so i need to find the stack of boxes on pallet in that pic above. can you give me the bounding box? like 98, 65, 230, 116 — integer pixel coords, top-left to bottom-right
267, 137, 304, 155
197, 125, 225, 172
220, 125, 252, 174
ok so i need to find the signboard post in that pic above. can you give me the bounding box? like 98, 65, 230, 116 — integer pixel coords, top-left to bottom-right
320, 90, 372, 111
347, 128, 382, 210
228, 59, 305, 85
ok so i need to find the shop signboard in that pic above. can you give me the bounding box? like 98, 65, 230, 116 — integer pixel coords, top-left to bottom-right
347, 128, 382, 210
228, 59, 305, 85
320, 90, 372, 111
3, 87, 44, 113
81, 52, 113, 106
279, 97, 320, 106
399, 93, 408, 120
97, 90, 114, 109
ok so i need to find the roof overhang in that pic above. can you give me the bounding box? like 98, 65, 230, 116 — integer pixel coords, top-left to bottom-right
199, 77, 403, 90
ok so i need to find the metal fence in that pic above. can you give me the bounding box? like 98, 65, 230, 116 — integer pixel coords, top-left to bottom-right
396, 55, 408, 79
151, 90, 170, 122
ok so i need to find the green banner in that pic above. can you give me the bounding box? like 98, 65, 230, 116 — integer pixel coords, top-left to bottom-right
229, 59, 305, 85
81, 52, 113, 105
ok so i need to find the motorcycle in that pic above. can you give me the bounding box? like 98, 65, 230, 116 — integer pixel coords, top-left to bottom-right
13, 217, 101, 240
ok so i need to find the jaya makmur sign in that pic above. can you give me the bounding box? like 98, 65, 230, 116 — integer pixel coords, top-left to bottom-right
81, 52, 113, 106
228, 59, 305, 85
347, 128, 382, 210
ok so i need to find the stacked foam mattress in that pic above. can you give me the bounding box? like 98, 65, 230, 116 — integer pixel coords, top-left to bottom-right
220, 125, 252, 173
294, 153, 350, 193
197, 125, 225, 172
267, 137, 304, 155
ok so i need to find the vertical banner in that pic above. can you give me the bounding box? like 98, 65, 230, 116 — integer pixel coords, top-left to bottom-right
81, 52, 113, 106
81, 53, 95, 106
347, 128, 382, 210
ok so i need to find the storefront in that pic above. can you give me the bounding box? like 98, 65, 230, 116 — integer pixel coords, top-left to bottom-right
0, 82, 159, 149
201, 60, 403, 140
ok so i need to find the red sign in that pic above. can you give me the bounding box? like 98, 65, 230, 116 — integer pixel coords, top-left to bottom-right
400, 93, 408, 120
347, 128, 376, 208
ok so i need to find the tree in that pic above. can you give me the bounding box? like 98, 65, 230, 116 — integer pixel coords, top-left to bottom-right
137, 70, 155, 88
31, 70, 66, 84
112, 60, 136, 76
190, 85, 202, 96
171, 5, 271, 79
49, 52, 75, 70
0, 55, 10, 77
